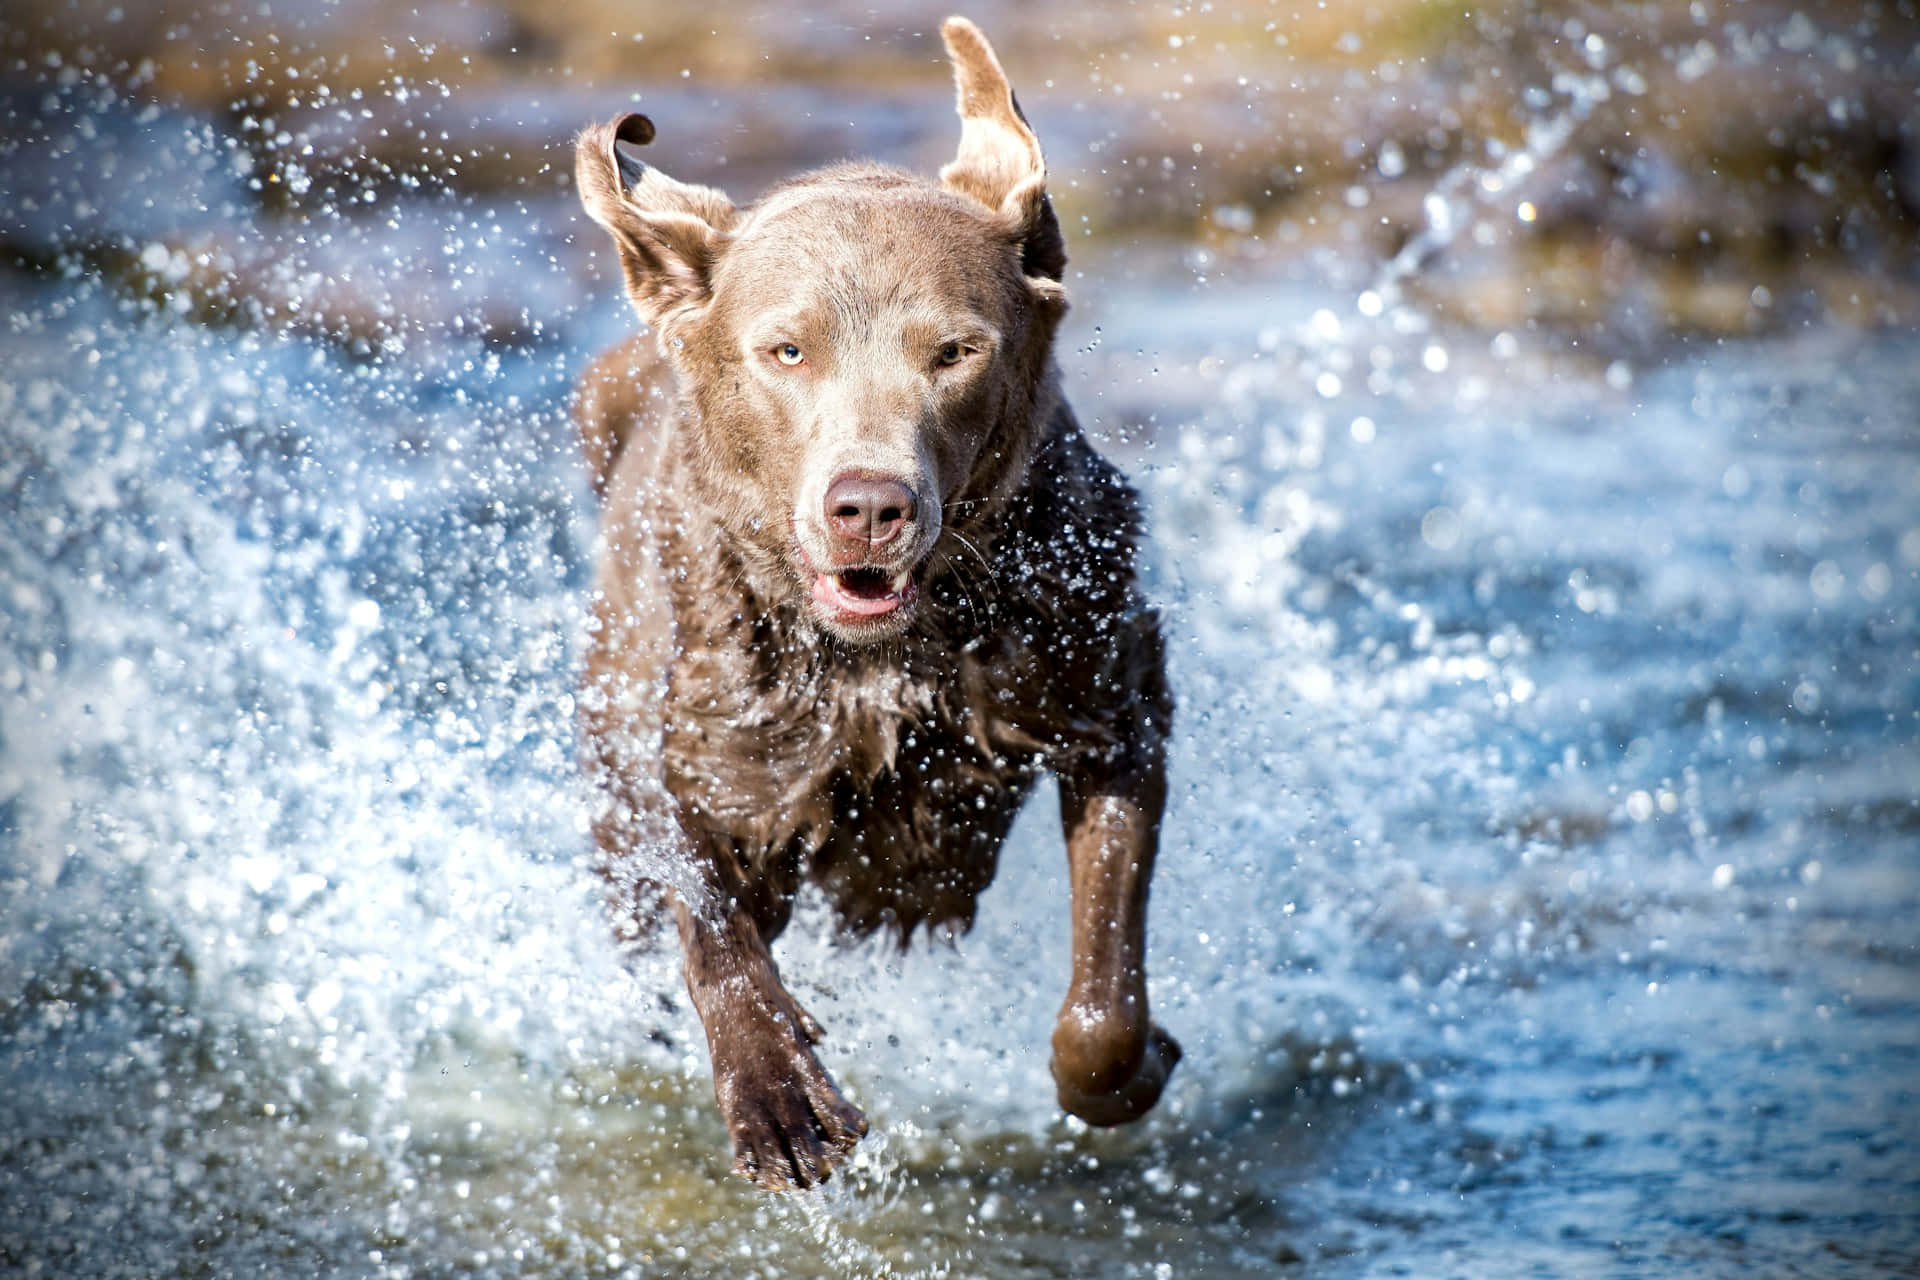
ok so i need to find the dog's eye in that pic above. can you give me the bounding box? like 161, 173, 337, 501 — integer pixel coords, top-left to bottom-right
774, 343, 805, 366
937, 343, 966, 367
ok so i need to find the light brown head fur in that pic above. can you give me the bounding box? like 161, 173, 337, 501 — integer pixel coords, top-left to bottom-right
575, 18, 1069, 644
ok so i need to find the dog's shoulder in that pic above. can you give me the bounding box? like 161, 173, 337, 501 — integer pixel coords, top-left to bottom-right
573, 331, 679, 500
998, 409, 1151, 616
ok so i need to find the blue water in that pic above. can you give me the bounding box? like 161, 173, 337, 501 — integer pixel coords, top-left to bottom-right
3, 84, 1918, 1279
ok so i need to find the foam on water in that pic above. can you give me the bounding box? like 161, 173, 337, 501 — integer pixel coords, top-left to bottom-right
5, 78, 1920, 1280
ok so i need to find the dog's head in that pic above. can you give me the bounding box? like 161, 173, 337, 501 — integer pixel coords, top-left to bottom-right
576, 18, 1067, 643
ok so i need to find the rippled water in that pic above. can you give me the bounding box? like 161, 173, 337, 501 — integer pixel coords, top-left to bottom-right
4, 78, 1919, 1280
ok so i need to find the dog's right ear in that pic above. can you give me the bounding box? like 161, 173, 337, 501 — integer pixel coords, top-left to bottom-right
576, 113, 737, 326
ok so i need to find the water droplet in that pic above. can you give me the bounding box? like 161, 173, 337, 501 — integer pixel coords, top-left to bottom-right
1791, 681, 1821, 714
1420, 506, 1461, 550
1808, 560, 1845, 602
1860, 562, 1891, 600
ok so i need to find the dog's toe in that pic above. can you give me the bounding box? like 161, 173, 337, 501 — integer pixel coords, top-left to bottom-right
724, 1063, 867, 1191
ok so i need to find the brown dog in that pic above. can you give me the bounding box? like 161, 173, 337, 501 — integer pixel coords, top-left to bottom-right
572, 17, 1178, 1190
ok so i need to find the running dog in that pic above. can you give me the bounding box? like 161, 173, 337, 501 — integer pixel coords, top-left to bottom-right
573, 16, 1178, 1189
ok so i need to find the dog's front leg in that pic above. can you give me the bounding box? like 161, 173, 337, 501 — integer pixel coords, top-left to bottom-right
1051, 756, 1182, 1126
673, 886, 868, 1189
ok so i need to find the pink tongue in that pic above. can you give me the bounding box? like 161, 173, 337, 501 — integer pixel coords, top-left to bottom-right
813, 572, 901, 616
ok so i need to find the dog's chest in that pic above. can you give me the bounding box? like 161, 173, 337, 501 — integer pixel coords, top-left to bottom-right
662, 641, 1038, 851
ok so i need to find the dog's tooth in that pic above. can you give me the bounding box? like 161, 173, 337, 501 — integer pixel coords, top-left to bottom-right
889, 569, 910, 593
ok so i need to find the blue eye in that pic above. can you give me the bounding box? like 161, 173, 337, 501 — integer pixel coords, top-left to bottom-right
775, 343, 804, 366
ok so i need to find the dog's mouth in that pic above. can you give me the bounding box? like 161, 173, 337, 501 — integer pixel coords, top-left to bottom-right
810, 564, 919, 621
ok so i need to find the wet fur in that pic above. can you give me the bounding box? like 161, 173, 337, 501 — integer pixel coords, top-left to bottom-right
573, 17, 1178, 1190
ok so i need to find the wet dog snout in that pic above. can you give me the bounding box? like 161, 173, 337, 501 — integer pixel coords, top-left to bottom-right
824, 472, 918, 551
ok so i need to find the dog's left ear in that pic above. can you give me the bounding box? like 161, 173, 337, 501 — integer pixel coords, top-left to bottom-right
938, 17, 1067, 283
576, 113, 738, 327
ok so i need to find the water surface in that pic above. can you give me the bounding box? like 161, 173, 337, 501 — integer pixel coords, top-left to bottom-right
3, 38, 1918, 1280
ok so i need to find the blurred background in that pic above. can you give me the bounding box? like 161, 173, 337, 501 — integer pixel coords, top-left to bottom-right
5, 0, 1918, 346
3, 3, 1917, 1278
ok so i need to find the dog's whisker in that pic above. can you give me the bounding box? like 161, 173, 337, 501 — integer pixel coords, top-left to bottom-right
933, 548, 988, 635
943, 527, 998, 584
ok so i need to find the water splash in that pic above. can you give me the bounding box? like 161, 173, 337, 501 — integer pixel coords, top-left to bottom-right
5, 37, 1919, 1277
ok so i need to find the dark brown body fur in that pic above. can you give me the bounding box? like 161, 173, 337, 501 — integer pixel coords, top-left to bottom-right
573, 18, 1179, 1190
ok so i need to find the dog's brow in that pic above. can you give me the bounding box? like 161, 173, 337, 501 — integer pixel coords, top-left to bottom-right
905, 314, 1000, 349
743, 313, 814, 344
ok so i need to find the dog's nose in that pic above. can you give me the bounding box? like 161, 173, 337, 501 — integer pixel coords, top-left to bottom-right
824, 472, 918, 549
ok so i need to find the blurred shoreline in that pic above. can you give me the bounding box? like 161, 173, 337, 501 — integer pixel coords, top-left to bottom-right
4, 0, 1917, 359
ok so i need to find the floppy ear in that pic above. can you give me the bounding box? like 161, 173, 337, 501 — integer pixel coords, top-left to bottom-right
938, 17, 1067, 282
575, 113, 738, 326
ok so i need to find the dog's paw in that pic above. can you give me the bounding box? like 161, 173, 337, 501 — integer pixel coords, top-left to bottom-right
712, 1017, 868, 1191
1053, 1020, 1181, 1128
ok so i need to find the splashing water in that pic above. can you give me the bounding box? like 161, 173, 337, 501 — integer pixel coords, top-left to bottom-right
5, 43, 1920, 1280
